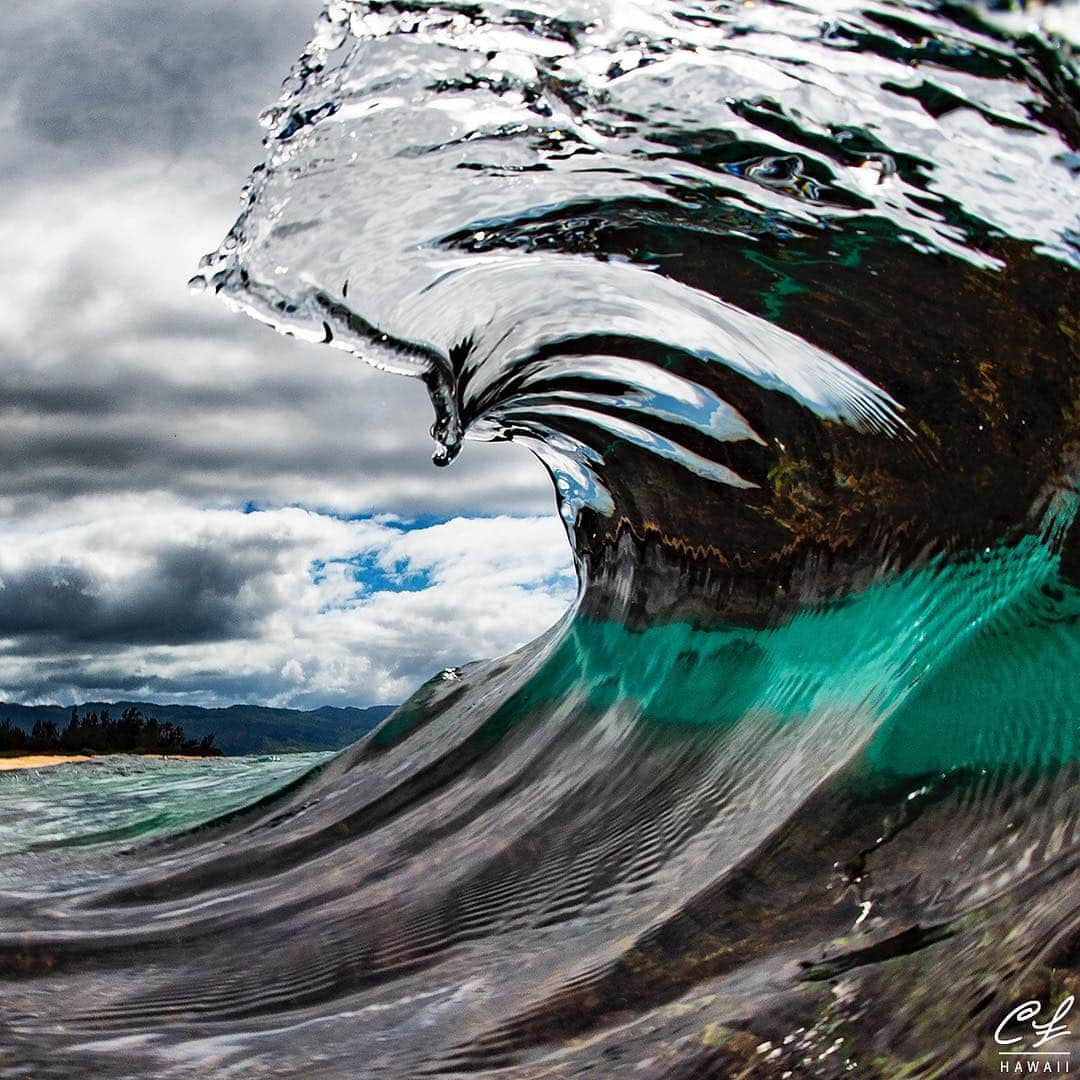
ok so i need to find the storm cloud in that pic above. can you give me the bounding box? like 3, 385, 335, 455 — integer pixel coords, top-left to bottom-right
0, 544, 275, 646
0, 0, 572, 707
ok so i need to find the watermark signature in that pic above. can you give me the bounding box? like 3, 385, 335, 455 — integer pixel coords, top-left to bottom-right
996, 995, 1074, 1074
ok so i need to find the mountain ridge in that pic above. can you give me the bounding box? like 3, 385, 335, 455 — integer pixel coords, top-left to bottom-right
0, 700, 397, 755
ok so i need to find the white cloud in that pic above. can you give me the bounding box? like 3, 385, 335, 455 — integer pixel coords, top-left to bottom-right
0, 497, 575, 708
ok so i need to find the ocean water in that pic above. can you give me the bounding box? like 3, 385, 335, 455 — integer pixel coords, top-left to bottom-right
4, 0, 1079, 1076
0, 754, 333, 860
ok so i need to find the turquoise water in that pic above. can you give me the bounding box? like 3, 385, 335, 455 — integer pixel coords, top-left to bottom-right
501, 512, 1080, 776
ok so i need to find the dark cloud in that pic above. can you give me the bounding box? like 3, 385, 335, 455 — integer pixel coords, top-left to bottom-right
0, 542, 278, 646
0, 357, 550, 516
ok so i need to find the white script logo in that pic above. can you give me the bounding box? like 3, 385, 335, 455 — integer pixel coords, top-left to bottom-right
996, 995, 1074, 1074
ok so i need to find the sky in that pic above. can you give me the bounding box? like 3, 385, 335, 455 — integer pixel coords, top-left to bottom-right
0, 0, 574, 709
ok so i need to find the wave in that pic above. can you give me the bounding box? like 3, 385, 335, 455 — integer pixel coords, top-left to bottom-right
5, 0, 1079, 1076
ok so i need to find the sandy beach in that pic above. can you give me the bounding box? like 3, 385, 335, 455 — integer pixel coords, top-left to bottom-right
0, 754, 93, 772
0, 754, 217, 773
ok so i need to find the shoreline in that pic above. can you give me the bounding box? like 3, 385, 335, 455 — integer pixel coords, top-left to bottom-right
0, 753, 92, 771
0, 753, 215, 773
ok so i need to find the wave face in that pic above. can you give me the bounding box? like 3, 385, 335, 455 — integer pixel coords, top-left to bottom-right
6, 1, 1080, 1076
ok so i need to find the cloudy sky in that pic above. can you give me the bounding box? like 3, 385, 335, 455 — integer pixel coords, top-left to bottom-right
0, 0, 574, 709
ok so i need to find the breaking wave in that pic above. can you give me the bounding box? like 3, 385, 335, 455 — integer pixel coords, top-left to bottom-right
4, 0, 1079, 1076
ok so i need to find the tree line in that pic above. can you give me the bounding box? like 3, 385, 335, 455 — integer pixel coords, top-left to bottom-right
0, 707, 221, 756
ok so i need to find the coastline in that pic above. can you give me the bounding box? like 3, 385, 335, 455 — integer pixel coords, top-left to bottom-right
0, 753, 92, 771
0, 753, 214, 773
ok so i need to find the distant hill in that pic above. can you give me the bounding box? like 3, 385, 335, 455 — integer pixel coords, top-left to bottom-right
0, 701, 397, 756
